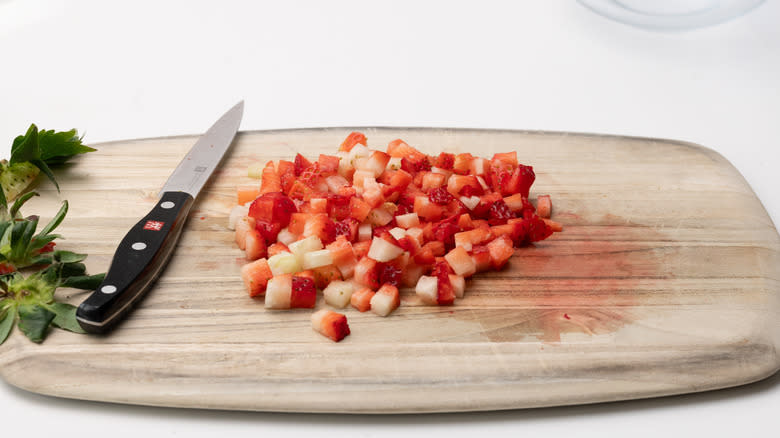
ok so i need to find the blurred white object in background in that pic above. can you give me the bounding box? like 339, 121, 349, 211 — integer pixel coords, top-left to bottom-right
578, 0, 765, 30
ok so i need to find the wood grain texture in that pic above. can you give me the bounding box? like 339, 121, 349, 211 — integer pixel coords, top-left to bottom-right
0, 127, 778, 413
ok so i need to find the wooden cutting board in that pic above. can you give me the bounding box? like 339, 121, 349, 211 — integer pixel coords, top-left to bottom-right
0, 128, 778, 413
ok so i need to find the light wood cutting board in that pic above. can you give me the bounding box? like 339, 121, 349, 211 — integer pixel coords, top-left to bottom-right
0, 128, 778, 413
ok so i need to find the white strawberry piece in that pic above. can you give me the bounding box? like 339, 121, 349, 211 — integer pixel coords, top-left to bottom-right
275, 227, 297, 246
386, 156, 402, 171
370, 284, 400, 317
361, 177, 385, 208
351, 170, 375, 189
360, 151, 391, 177
234, 216, 256, 251
394, 212, 420, 229
265, 274, 292, 309
267, 251, 301, 276
301, 249, 334, 270
449, 274, 465, 298
388, 227, 406, 241
475, 175, 489, 190
459, 195, 480, 211
358, 223, 373, 241
322, 280, 355, 308
405, 227, 424, 246
309, 197, 328, 213
325, 174, 350, 193
367, 236, 404, 262
228, 205, 249, 230
415, 275, 438, 305
366, 207, 394, 226
288, 235, 324, 264
470, 157, 488, 176
244, 228, 266, 261
444, 246, 477, 277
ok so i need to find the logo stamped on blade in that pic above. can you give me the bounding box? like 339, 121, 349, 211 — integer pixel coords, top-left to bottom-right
143, 220, 165, 231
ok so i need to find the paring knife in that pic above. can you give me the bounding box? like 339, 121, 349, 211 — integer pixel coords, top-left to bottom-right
76, 101, 244, 333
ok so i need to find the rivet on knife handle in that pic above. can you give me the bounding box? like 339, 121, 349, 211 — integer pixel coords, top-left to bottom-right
76, 192, 194, 333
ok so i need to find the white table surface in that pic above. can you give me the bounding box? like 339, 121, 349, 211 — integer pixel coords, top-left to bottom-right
1, 1, 778, 436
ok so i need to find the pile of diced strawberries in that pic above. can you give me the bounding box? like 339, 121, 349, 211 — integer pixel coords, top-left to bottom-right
230, 132, 561, 342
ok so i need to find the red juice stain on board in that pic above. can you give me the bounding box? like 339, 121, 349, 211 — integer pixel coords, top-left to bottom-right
445, 216, 669, 343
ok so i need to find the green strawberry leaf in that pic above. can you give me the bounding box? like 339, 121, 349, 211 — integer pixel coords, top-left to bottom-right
45, 302, 85, 334
61, 273, 105, 290
9, 191, 38, 218
10, 124, 41, 165
17, 303, 55, 343
37, 129, 96, 165
0, 305, 16, 344
52, 250, 86, 264
35, 200, 67, 238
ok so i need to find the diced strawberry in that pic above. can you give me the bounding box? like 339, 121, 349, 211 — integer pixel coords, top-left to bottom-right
413, 196, 444, 221
543, 218, 563, 232
401, 261, 426, 287
470, 245, 492, 272
524, 216, 554, 243
413, 246, 435, 266
248, 192, 298, 228
318, 154, 340, 175
453, 227, 491, 252
386, 169, 413, 194
422, 240, 446, 257
235, 216, 255, 251
492, 151, 518, 167
536, 194, 552, 218
287, 212, 310, 236
277, 160, 296, 194
370, 284, 400, 317
401, 155, 432, 174
449, 153, 472, 175
339, 131, 367, 152
352, 240, 371, 259
487, 235, 515, 269
350, 287, 375, 312
349, 196, 372, 222
428, 187, 454, 205
294, 153, 313, 176
430, 216, 460, 249
303, 213, 337, 244
244, 228, 267, 261
290, 276, 316, 308
267, 242, 290, 258
387, 139, 424, 160
354, 256, 379, 289
447, 175, 483, 197
311, 264, 342, 289
434, 152, 455, 170
327, 235, 359, 278
361, 178, 385, 208
471, 192, 503, 219
312, 309, 351, 342
326, 193, 352, 221
361, 151, 391, 177
469, 157, 489, 176
309, 197, 328, 214
241, 258, 273, 297
457, 213, 474, 230
378, 261, 402, 287
421, 172, 447, 191
333, 217, 359, 242
259, 161, 282, 194
487, 199, 514, 225
444, 246, 476, 277
503, 193, 525, 213
431, 260, 455, 305
255, 220, 282, 243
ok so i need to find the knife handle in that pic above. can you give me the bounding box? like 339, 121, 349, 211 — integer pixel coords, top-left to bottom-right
76, 191, 195, 334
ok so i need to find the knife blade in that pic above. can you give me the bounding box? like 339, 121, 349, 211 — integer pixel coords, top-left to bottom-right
76, 101, 244, 333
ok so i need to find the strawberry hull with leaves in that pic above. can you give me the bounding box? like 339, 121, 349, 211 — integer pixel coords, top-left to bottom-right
231, 132, 562, 342
0, 125, 103, 345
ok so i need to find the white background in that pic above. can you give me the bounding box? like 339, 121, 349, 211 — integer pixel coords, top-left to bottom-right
1, 0, 778, 436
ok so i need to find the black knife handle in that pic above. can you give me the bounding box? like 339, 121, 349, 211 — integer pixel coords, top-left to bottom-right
76, 191, 195, 334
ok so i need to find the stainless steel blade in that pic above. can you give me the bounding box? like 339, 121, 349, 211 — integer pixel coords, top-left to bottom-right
159, 101, 244, 197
